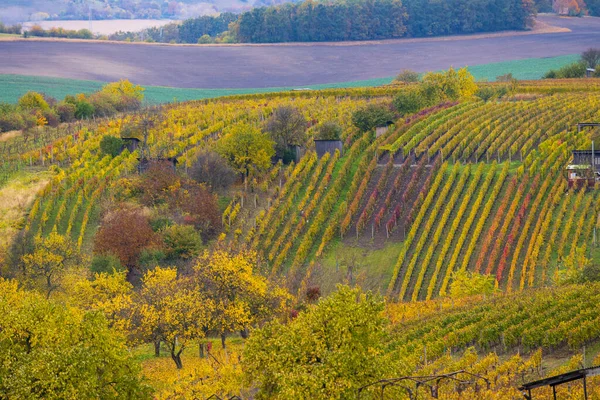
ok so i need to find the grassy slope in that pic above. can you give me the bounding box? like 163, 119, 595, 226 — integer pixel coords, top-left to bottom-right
0, 54, 579, 104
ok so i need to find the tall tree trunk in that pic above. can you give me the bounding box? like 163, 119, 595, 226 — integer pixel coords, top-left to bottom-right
154, 340, 161, 357
199, 342, 205, 358
221, 333, 227, 349
171, 352, 183, 369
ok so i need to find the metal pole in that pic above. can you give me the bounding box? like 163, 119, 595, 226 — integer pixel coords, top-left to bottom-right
552, 386, 557, 400
584, 376, 588, 399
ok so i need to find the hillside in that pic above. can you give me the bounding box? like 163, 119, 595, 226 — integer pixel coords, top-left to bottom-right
3, 77, 600, 398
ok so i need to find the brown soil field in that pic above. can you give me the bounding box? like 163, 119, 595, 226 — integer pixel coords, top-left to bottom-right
0, 15, 598, 88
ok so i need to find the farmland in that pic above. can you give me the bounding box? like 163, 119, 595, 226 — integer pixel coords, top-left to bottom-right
0, 15, 598, 89
0, 54, 581, 105
4, 73, 600, 398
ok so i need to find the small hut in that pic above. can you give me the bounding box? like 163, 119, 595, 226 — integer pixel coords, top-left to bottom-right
314, 139, 343, 158
587, 68, 596, 78
121, 137, 141, 153
375, 121, 394, 138
566, 165, 595, 189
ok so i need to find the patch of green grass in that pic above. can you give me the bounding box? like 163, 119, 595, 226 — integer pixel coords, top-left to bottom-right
319, 239, 404, 295
0, 54, 581, 105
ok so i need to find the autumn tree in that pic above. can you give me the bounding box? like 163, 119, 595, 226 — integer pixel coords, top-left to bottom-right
94, 207, 159, 272
69, 271, 134, 335
22, 231, 79, 298
194, 249, 289, 349
134, 267, 212, 369
101, 79, 145, 101
420, 67, 477, 104
264, 106, 307, 160
189, 150, 237, 191
216, 122, 275, 177
243, 285, 389, 399
0, 279, 151, 399
176, 182, 221, 241
137, 161, 181, 207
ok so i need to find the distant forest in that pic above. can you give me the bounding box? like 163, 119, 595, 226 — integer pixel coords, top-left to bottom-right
112, 0, 537, 44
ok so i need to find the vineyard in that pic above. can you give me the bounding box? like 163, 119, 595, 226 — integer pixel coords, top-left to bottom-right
5, 77, 600, 398
2, 82, 600, 300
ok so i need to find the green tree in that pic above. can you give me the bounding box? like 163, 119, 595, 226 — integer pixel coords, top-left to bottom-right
216, 122, 275, 177
198, 34, 212, 43
393, 90, 424, 115
243, 285, 389, 399
162, 224, 203, 259
0, 279, 151, 399
351, 104, 395, 132
100, 135, 124, 157
394, 69, 420, 83
316, 121, 343, 140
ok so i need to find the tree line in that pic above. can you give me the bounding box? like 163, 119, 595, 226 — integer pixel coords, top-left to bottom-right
104, 0, 535, 44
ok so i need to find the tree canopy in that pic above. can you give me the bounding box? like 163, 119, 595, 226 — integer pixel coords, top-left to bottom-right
217, 123, 275, 177
0, 279, 151, 399
243, 285, 389, 399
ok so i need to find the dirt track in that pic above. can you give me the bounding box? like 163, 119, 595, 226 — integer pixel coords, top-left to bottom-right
0, 15, 599, 88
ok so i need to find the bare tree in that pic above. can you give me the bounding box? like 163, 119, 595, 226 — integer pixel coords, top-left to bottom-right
264, 106, 307, 157
582, 48, 600, 69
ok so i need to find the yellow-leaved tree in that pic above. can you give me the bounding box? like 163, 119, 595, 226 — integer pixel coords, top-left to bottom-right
194, 249, 290, 349
22, 231, 80, 298
216, 122, 275, 178
68, 270, 134, 335
134, 267, 213, 369
101, 79, 145, 101
0, 278, 151, 399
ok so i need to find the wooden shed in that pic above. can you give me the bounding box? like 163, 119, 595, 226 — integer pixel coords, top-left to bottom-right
566, 164, 595, 189
314, 139, 343, 158
121, 137, 141, 153
375, 121, 394, 138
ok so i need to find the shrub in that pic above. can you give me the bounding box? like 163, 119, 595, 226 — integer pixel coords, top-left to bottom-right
544, 62, 587, 79
18, 91, 49, 111
99, 135, 124, 157
162, 224, 203, 259
198, 34, 212, 44
42, 108, 60, 127
393, 90, 424, 115
88, 92, 117, 117
55, 102, 76, 122
90, 254, 125, 274
0, 112, 25, 132
394, 69, 420, 83
316, 121, 342, 140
